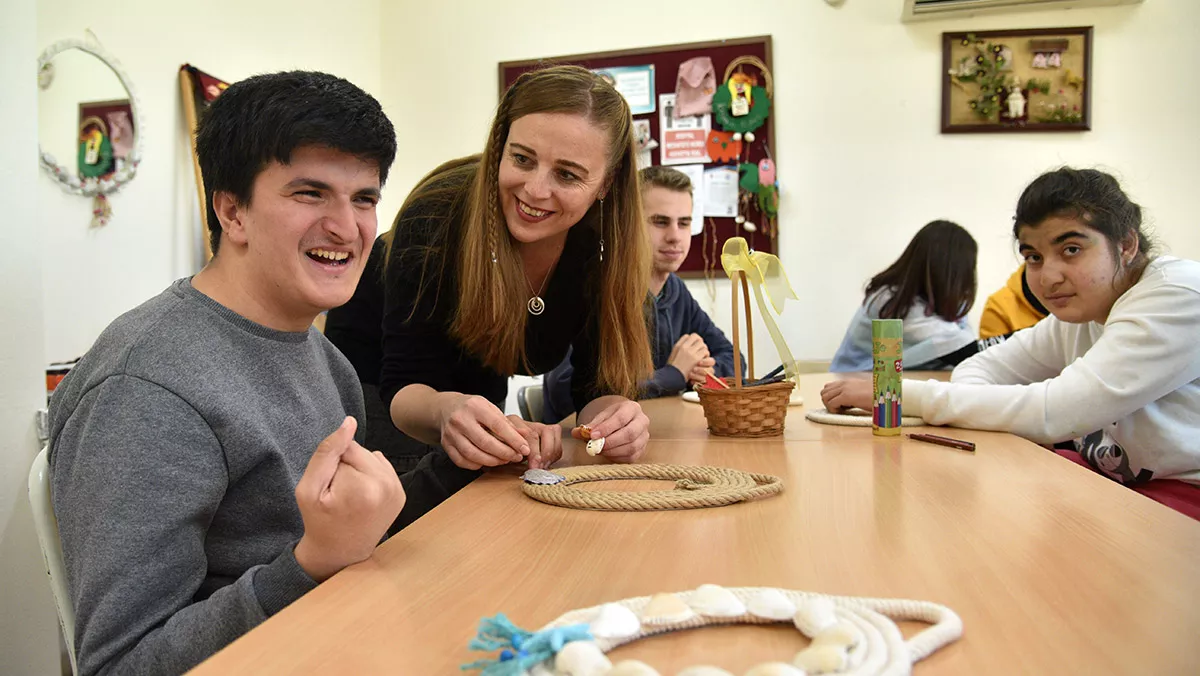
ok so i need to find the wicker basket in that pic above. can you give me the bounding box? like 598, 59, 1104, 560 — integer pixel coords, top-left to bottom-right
695, 270, 795, 437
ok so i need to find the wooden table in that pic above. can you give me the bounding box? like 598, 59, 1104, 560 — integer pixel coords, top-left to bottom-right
192, 374, 1200, 675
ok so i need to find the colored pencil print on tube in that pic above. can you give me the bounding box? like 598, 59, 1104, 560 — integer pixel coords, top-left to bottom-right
872, 319, 903, 436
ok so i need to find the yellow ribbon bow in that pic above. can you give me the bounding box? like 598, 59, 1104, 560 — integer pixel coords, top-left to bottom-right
720, 237, 800, 379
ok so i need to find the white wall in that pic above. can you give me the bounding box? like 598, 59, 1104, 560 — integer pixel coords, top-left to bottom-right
378, 0, 1200, 364
1, 0, 63, 673
38, 0, 384, 362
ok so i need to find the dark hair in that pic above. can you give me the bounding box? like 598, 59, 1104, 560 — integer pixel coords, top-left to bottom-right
639, 165, 693, 195
195, 70, 396, 255
1013, 167, 1152, 265
865, 220, 978, 322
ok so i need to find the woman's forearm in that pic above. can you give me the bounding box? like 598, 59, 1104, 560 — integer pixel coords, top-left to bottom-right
389, 384, 467, 445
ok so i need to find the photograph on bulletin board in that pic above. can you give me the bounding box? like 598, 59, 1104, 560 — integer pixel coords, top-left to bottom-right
499, 35, 777, 278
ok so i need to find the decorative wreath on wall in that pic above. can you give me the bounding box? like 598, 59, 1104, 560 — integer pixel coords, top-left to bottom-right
463, 584, 963, 675
37, 37, 144, 227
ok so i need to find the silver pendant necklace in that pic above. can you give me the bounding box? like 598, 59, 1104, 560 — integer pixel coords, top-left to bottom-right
526, 272, 550, 316
524, 243, 564, 317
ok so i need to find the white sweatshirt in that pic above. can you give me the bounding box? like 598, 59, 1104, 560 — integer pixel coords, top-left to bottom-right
905, 256, 1200, 485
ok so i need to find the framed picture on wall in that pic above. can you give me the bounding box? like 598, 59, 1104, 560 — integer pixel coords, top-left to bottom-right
77, 99, 134, 180
941, 26, 1092, 133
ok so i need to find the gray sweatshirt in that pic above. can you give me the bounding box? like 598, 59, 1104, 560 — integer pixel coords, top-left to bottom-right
48, 278, 365, 675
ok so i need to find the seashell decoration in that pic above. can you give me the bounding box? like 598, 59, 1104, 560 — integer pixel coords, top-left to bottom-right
465, 586, 963, 676
792, 598, 837, 637
811, 621, 863, 650
589, 603, 642, 639
640, 593, 697, 626
792, 643, 848, 673
586, 437, 606, 456
687, 584, 746, 618
554, 640, 612, 676
746, 588, 796, 621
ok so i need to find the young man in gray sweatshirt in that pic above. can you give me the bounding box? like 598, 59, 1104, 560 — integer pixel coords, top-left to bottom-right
47, 71, 405, 675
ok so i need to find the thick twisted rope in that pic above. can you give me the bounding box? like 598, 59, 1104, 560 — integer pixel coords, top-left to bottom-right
522, 464, 783, 511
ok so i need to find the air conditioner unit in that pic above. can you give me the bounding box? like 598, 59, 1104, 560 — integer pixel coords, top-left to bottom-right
902, 0, 1144, 22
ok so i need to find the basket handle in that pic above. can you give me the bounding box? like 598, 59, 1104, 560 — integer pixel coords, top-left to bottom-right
723, 55, 773, 98
730, 271, 756, 388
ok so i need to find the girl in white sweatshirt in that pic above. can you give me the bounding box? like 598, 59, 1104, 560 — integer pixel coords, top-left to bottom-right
823, 168, 1200, 519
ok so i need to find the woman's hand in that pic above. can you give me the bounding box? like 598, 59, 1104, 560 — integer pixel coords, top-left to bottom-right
506, 415, 563, 469
575, 398, 650, 463
437, 395, 530, 470
820, 379, 875, 412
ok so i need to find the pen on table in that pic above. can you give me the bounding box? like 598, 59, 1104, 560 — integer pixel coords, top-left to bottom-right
906, 433, 976, 452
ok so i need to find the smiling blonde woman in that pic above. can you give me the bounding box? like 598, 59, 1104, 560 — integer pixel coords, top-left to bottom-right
326, 66, 656, 530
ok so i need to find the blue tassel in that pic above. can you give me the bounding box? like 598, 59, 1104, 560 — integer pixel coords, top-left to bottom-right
461, 613, 593, 675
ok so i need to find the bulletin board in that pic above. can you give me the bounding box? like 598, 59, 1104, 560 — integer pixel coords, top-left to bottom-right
499, 36, 776, 277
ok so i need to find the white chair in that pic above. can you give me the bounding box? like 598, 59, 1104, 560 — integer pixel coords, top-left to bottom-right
28, 446, 78, 675
517, 384, 545, 423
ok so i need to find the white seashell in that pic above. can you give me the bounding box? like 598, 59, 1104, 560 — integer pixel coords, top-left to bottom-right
811, 620, 863, 650
732, 132, 743, 142
588, 603, 641, 639
609, 660, 662, 676
586, 437, 605, 456
792, 598, 837, 637
743, 663, 806, 676
676, 668, 735, 676
792, 644, 847, 673
746, 589, 796, 621
742, 222, 757, 233
641, 593, 696, 625
744, 131, 756, 143
554, 640, 612, 676
688, 584, 746, 617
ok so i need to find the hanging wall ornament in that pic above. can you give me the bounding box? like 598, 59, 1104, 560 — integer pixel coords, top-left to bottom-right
757, 159, 776, 186
706, 131, 742, 163
712, 56, 772, 136
37, 37, 144, 229
674, 56, 717, 117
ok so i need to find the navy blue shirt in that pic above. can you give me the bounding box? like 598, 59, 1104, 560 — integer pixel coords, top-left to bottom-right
542, 273, 742, 423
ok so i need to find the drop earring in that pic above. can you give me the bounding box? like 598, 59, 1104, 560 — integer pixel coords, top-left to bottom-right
598, 198, 605, 263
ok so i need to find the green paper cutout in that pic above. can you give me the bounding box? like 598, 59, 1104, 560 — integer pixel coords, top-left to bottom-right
739, 162, 760, 193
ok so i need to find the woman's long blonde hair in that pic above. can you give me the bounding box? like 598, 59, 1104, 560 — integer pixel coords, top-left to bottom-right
402, 65, 652, 398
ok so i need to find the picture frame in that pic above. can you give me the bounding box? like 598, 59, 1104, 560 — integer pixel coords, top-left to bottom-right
77, 98, 134, 180
941, 27, 1092, 134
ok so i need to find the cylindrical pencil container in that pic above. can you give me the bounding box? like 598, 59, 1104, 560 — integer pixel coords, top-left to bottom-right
871, 319, 903, 436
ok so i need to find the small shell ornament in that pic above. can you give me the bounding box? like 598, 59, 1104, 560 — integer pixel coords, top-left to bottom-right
687, 584, 746, 617
746, 588, 796, 621
588, 603, 641, 639
792, 598, 837, 636
586, 437, 606, 457
640, 592, 697, 626
554, 641, 611, 676
574, 425, 606, 456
